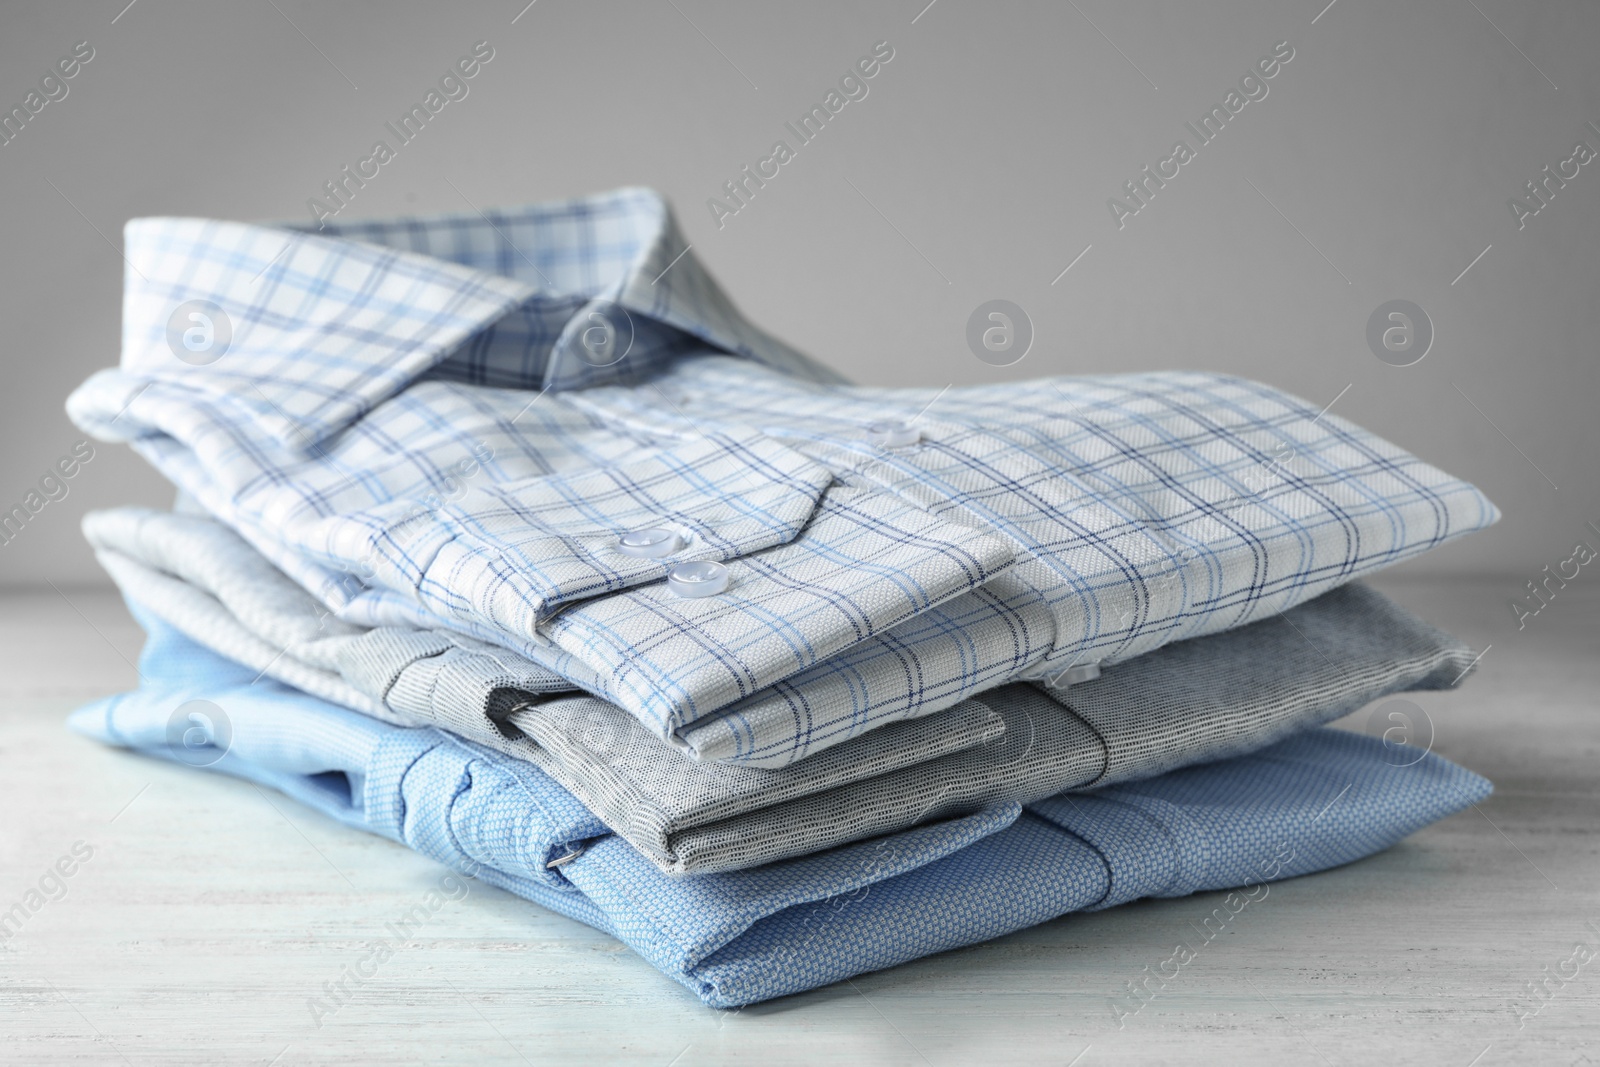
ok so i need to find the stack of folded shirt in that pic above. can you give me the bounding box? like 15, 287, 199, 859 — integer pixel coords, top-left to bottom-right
65, 188, 1499, 1007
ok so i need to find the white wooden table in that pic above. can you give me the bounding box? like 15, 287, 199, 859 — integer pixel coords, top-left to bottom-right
3, 577, 1595, 1065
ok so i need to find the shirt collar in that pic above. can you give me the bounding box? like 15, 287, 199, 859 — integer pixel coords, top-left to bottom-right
112, 187, 842, 450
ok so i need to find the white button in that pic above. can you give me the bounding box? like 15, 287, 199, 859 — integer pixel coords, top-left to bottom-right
617, 527, 683, 559
865, 420, 921, 448
667, 560, 730, 598
1046, 662, 1101, 689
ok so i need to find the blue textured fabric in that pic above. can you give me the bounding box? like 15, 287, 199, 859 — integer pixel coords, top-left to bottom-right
65, 189, 1498, 767
69, 607, 1491, 1007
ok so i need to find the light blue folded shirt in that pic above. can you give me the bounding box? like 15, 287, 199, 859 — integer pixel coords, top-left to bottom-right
70, 605, 1492, 1008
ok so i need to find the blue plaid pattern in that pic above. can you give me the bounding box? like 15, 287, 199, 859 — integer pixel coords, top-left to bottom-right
70, 612, 1493, 1008
68, 189, 1499, 766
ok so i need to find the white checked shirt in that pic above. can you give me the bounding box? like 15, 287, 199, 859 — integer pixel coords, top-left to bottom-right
68, 188, 1499, 766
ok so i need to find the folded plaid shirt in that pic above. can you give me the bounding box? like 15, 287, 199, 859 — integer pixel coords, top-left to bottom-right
88, 505, 1481, 875
70, 610, 1493, 1008
67, 188, 1500, 765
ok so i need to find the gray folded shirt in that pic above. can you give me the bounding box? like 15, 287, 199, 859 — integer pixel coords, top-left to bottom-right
86, 507, 1478, 875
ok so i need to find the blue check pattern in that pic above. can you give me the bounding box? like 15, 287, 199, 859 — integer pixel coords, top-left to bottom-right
68, 188, 1500, 766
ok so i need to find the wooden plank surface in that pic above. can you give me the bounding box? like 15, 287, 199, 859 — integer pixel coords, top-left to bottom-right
2, 576, 1595, 1065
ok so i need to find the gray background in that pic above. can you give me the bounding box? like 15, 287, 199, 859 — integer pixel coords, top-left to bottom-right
2, 0, 1595, 590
